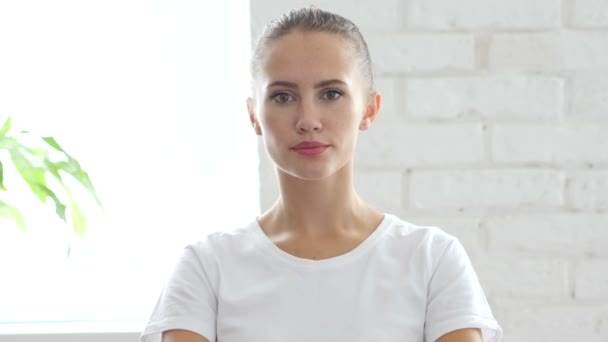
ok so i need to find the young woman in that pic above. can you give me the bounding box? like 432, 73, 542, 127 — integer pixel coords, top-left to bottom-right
141, 7, 502, 342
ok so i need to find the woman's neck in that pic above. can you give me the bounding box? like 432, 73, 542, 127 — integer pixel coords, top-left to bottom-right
258, 167, 382, 240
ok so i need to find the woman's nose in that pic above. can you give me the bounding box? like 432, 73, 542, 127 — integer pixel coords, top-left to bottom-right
295, 100, 322, 132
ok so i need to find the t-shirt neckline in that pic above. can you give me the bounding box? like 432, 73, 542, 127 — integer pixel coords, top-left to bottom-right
250, 213, 393, 269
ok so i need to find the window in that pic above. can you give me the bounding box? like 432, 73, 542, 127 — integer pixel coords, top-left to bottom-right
0, 0, 256, 334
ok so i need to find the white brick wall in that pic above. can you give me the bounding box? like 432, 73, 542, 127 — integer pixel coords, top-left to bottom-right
368, 33, 476, 73
477, 258, 571, 299
489, 32, 608, 71
571, 0, 608, 28
568, 171, 608, 211
405, 75, 564, 120
493, 124, 608, 164
373, 77, 404, 123
570, 74, 608, 119
575, 259, 608, 299
484, 214, 608, 257
405, 0, 562, 30
494, 301, 608, 342
354, 170, 405, 214
410, 169, 564, 210
251, 1, 608, 340
357, 123, 483, 167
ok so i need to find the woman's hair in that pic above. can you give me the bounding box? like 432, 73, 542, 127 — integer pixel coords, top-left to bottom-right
251, 7, 374, 94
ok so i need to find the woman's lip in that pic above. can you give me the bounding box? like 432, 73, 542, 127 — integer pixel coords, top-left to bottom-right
293, 145, 329, 156
292, 141, 329, 149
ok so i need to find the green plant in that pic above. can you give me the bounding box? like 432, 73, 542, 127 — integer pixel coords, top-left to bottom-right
0, 116, 101, 237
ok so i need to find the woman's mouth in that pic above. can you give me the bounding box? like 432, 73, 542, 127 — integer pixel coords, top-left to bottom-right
291, 141, 330, 156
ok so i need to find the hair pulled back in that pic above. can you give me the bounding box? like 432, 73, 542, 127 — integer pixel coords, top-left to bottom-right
251, 7, 374, 93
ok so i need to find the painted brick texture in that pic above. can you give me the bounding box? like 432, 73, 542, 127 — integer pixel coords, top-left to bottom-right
252, 1, 608, 340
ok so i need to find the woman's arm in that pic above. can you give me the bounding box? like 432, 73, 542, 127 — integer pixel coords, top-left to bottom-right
436, 328, 483, 342
162, 329, 210, 342
161, 327, 481, 342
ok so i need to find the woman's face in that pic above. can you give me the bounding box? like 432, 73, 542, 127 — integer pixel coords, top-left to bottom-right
248, 31, 380, 181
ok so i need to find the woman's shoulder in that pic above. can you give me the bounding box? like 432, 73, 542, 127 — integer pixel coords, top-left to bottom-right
185, 220, 261, 256
382, 213, 461, 252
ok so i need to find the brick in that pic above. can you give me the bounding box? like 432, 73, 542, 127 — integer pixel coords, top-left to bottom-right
410, 169, 564, 209
374, 77, 405, 124
356, 123, 483, 167
489, 32, 608, 70
406, 0, 561, 29
354, 170, 404, 214
493, 124, 608, 164
405, 75, 563, 120
367, 33, 475, 73
600, 310, 608, 337
569, 171, 608, 211
250, 0, 404, 39
570, 74, 608, 120
572, 0, 608, 28
575, 259, 608, 299
493, 300, 607, 341
476, 258, 570, 298
485, 214, 608, 257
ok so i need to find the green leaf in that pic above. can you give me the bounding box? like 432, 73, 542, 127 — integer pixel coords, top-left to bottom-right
39, 138, 101, 207
9, 148, 47, 203
56, 160, 102, 207
42, 136, 64, 153
0, 117, 10, 136
31, 137, 102, 209
66, 187, 86, 237
0, 136, 16, 149
43, 158, 63, 181
22, 145, 46, 158
0, 160, 5, 191
36, 184, 67, 222
0, 200, 27, 231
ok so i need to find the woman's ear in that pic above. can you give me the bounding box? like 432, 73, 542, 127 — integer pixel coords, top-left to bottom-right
247, 98, 262, 136
359, 92, 381, 131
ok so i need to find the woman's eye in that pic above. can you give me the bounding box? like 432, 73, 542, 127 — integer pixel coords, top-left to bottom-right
271, 93, 293, 103
323, 90, 342, 100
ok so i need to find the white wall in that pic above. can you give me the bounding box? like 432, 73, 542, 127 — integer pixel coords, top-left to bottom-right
251, 1, 608, 341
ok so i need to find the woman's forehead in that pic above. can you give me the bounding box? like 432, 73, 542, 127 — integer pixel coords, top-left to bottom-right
257, 32, 361, 86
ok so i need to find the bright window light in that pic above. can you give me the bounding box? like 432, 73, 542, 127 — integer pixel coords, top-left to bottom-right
0, 0, 256, 334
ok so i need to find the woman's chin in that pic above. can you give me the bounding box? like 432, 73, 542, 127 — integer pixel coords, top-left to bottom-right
279, 162, 353, 182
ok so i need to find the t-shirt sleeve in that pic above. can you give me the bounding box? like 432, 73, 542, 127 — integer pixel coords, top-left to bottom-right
424, 238, 502, 342
140, 245, 218, 342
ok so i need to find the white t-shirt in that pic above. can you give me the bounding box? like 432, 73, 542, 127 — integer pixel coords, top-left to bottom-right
141, 213, 502, 342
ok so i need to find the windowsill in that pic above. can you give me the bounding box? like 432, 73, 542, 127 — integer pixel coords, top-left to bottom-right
0, 332, 139, 342
0, 322, 142, 342
0, 320, 143, 335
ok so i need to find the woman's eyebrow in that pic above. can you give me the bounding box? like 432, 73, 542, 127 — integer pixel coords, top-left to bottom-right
267, 80, 297, 89
267, 79, 347, 89
314, 79, 347, 88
